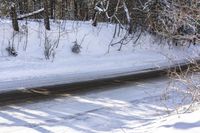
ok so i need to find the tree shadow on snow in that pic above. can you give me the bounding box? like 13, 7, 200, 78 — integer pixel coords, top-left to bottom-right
163, 121, 200, 130
0, 79, 190, 133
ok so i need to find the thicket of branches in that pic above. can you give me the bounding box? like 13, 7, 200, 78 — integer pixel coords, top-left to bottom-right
167, 59, 200, 112
91, 0, 200, 47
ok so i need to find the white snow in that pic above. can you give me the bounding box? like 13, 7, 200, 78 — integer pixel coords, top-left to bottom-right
0, 19, 199, 133
0, 19, 199, 92
0, 77, 199, 133
151, 110, 200, 133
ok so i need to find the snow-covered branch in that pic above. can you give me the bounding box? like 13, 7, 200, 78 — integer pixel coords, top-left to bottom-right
17, 8, 44, 20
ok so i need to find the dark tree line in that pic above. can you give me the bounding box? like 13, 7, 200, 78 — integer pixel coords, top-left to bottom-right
0, 0, 96, 20
0, 0, 199, 44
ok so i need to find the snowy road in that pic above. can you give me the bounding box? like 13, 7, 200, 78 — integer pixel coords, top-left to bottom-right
0, 76, 199, 133
1, 57, 200, 94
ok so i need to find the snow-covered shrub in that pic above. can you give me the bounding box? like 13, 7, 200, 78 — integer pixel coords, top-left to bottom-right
43, 22, 62, 60
71, 40, 82, 54
6, 46, 17, 57
44, 34, 58, 60
19, 24, 29, 51
168, 61, 200, 112
6, 31, 19, 57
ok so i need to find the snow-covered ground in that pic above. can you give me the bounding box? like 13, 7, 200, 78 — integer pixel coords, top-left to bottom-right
0, 77, 199, 133
0, 19, 199, 133
0, 19, 200, 91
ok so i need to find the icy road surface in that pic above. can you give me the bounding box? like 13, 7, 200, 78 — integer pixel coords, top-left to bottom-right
0, 77, 199, 133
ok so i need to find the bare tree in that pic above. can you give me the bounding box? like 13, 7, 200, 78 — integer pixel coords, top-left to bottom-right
10, 3, 19, 32
44, 0, 50, 30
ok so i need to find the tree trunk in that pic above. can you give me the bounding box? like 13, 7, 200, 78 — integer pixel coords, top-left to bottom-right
44, 0, 50, 30
10, 4, 19, 32
68, 0, 75, 20
60, 0, 67, 19
18, 1, 23, 14
50, 0, 56, 19
92, 11, 98, 27
23, 0, 29, 14
87, 0, 95, 20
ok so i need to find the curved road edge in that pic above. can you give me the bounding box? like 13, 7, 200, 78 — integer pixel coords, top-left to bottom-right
0, 57, 199, 94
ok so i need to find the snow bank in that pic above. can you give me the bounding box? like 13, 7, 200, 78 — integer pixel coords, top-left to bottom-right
0, 19, 199, 90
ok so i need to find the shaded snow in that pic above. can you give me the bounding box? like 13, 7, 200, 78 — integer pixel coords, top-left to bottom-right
0, 78, 199, 133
